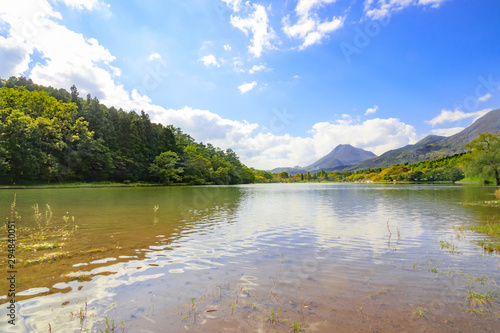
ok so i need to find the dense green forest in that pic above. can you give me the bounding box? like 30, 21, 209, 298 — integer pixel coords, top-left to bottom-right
0, 77, 255, 185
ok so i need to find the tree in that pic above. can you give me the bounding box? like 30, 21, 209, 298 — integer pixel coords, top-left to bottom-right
149, 151, 184, 184
183, 145, 211, 184
278, 172, 289, 179
464, 133, 500, 185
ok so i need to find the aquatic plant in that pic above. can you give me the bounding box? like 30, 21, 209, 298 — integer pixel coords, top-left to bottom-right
465, 288, 496, 309
438, 240, 462, 255
264, 308, 280, 325
153, 204, 159, 224
411, 306, 428, 319
293, 320, 302, 333
429, 267, 439, 274
1, 196, 79, 267
467, 219, 500, 253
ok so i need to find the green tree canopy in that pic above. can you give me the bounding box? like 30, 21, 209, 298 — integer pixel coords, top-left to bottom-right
0, 78, 254, 185
149, 151, 184, 184
464, 133, 500, 186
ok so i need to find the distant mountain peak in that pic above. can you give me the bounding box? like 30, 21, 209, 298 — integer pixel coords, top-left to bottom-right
305, 144, 377, 172
270, 144, 377, 175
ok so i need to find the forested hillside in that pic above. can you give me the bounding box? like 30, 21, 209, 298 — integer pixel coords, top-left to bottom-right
0, 77, 255, 185
272, 152, 468, 183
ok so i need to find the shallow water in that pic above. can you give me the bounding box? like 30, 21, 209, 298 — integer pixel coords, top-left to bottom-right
0, 183, 499, 332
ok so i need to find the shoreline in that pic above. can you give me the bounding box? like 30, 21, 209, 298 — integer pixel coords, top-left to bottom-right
0, 183, 173, 190
0, 180, 486, 189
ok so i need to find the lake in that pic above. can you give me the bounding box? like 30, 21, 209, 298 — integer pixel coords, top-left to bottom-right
0, 183, 499, 332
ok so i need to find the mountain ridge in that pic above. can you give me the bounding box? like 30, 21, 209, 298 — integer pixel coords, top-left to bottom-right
270, 108, 500, 175
348, 108, 500, 171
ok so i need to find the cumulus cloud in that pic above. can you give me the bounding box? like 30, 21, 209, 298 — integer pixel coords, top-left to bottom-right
150, 106, 258, 143
149, 107, 418, 170
148, 52, 162, 61
249, 64, 267, 74
230, 4, 276, 57
426, 109, 491, 127
0, 1, 133, 105
200, 54, 220, 67
430, 127, 464, 137
222, 0, 242, 12
238, 81, 257, 94
283, 0, 344, 50
365, 105, 378, 115
478, 93, 492, 103
364, 0, 448, 20
57, 0, 105, 11
223, 44, 232, 51
309, 117, 417, 157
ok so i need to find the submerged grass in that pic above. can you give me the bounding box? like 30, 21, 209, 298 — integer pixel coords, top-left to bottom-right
464, 287, 497, 315
1, 195, 79, 267
468, 220, 500, 253
20, 241, 64, 251
460, 200, 500, 208
411, 306, 428, 320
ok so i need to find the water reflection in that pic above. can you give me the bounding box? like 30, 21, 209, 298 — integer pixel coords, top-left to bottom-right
0, 184, 498, 332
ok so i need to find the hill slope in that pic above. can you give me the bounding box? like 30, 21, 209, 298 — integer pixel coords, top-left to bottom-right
305, 144, 377, 172
349, 108, 500, 170
271, 144, 377, 175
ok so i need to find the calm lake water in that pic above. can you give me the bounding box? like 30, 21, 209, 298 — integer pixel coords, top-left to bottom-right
0, 183, 499, 332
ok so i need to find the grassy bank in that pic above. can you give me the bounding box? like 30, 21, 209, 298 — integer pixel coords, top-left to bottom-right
468, 221, 500, 253
465, 189, 500, 253
0, 181, 179, 189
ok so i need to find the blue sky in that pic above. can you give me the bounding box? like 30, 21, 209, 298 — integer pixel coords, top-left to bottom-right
1, 0, 499, 169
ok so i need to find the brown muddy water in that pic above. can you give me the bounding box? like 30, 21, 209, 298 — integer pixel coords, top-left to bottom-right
0, 183, 499, 332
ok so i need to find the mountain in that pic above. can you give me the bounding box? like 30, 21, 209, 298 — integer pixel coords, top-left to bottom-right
349, 108, 500, 171
305, 144, 377, 172
269, 166, 305, 175
271, 144, 377, 175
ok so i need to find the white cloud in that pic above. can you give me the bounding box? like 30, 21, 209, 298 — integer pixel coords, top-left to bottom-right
200, 54, 220, 67
230, 4, 276, 58
283, 0, 344, 50
309, 117, 417, 157
249, 64, 267, 74
148, 52, 162, 61
231, 57, 245, 72
223, 44, 232, 51
150, 106, 258, 143
426, 109, 491, 127
478, 93, 492, 103
0, 1, 133, 105
222, 0, 242, 12
0, 0, 169, 112
364, 0, 448, 20
430, 127, 464, 137
57, 0, 105, 11
148, 107, 418, 170
238, 81, 257, 94
365, 105, 378, 115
